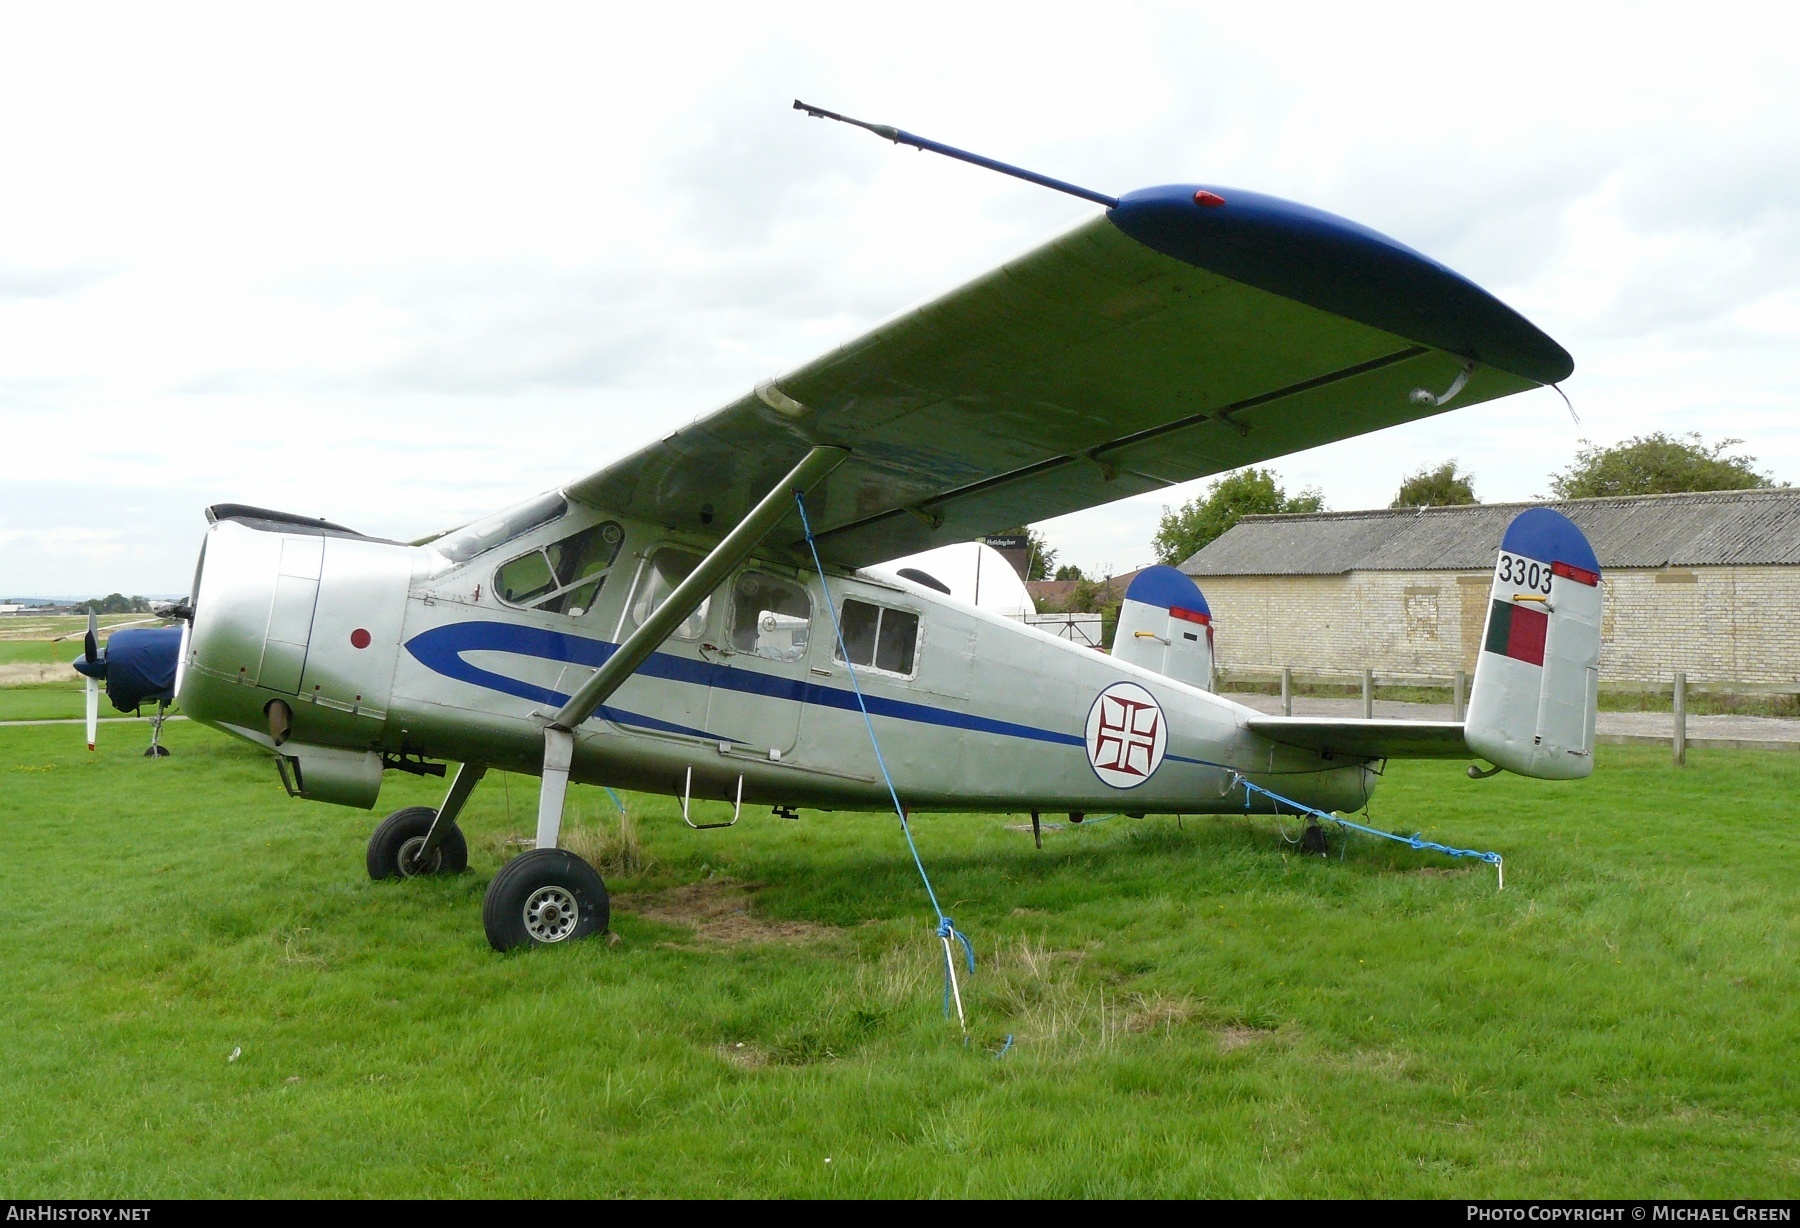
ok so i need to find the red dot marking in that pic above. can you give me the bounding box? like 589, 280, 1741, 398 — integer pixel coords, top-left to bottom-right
1193, 190, 1226, 207
350, 628, 371, 649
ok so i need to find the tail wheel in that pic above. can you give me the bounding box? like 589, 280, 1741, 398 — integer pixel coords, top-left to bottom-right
482, 848, 610, 952
367, 806, 469, 880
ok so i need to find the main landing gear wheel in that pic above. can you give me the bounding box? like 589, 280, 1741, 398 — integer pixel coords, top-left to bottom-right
482, 849, 610, 952
366, 806, 469, 880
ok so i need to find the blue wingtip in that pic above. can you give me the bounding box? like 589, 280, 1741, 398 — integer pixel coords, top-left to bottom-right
1107, 184, 1573, 386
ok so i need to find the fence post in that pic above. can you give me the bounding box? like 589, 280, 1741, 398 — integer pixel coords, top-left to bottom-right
1453, 669, 1467, 722
1281, 667, 1292, 717
1673, 671, 1687, 767
1362, 668, 1374, 720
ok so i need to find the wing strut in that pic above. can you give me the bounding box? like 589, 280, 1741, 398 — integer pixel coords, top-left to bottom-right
531, 446, 849, 849
793, 100, 1120, 209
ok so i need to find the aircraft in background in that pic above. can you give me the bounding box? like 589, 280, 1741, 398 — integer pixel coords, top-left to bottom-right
66, 611, 183, 756
129, 107, 1603, 951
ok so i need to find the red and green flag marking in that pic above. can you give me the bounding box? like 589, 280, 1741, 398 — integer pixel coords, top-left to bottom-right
1485, 598, 1547, 667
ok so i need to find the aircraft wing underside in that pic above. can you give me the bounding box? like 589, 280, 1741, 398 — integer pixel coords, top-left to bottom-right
565, 186, 1573, 568
1246, 716, 1472, 761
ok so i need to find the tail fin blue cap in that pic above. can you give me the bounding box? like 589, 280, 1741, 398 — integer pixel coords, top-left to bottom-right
1123, 565, 1210, 616
1500, 507, 1600, 575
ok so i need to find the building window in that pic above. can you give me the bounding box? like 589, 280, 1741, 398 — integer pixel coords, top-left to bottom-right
494, 522, 624, 617
834, 598, 918, 676
730, 572, 811, 663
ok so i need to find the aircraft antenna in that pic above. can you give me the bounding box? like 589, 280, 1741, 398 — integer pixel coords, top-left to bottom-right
794, 100, 1121, 209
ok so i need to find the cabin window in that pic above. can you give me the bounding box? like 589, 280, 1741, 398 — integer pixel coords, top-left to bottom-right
729, 572, 810, 663
628, 548, 712, 640
495, 521, 624, 617
833, 598, 918, 676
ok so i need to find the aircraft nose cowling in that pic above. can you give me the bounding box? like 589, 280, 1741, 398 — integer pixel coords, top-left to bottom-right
182, 518, 411, 765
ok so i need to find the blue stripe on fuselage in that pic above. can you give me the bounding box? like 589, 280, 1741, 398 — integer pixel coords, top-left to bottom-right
402, 619, 1085, 748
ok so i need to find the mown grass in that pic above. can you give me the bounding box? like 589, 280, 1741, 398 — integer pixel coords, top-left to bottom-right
0, 683, 96, 721
0, 722, 1792, 1197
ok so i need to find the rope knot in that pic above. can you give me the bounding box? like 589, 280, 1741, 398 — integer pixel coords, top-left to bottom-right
938, 916, 976, 972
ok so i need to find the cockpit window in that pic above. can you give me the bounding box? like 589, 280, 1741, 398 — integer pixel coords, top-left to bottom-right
431, 492, 567, 563
730, 571, 811, 663
495, 521, 625, 617
627, 548, 712, 640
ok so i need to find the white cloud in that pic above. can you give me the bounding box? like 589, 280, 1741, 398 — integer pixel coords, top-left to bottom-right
1, 1, 1797, 591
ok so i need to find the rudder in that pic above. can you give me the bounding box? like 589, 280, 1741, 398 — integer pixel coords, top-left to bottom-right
1465, 508, 1602, 779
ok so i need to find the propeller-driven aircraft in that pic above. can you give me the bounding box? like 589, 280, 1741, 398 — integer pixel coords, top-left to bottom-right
67, 611, 183, 756
129, 106, 1603, 951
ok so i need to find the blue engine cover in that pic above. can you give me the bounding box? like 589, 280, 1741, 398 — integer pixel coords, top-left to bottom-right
101, 626, 183, 712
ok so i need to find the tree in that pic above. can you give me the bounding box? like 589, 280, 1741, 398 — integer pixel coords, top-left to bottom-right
1152, 468, 1324, 565
1548, 433, 1777, 499
1391, 460, 1478, 508
1052, 563, 1085, 582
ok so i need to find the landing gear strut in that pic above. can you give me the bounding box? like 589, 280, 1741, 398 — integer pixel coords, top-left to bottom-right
145, 700, 171, 757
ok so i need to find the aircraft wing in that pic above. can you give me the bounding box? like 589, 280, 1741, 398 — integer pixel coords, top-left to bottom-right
566, 185, 1572, 567
1246, 716, 1471, 761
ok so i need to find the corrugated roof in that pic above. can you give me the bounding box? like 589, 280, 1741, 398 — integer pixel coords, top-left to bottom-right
1181, 488, 1800, 576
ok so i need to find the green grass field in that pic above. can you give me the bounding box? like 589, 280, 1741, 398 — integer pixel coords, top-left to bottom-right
0, 722, 1792, 1197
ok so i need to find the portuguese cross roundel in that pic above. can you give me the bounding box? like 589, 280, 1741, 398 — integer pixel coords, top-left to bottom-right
1084, 681, 1168, 789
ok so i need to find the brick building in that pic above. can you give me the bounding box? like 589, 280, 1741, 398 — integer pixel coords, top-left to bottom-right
1179, 489, 1800, 690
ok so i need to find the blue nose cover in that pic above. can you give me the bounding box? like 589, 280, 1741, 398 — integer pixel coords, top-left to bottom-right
94, 626, 183, 712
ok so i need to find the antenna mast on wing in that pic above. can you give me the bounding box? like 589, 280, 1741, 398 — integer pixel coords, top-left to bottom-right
793, 99, 1120, 209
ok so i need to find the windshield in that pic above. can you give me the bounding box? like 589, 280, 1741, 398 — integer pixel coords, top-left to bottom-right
430, 492, 567, 564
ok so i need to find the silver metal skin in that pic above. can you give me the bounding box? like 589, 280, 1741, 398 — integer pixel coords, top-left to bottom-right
178, 495, 1380, 825
531, 446, 847, 850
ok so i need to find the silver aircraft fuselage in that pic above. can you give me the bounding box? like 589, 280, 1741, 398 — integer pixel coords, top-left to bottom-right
178, 499, 1374, 818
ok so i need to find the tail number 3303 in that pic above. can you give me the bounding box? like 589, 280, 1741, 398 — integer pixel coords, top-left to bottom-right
1496, 551, 1553, 595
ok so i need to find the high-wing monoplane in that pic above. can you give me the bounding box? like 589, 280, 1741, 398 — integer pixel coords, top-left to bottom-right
139, 107, 1603, 951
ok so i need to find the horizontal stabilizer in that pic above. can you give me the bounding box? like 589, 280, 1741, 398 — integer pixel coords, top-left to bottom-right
1246, 716, 1469, 760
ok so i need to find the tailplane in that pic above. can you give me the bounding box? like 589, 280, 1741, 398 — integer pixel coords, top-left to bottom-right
1464, 507, 1602, 779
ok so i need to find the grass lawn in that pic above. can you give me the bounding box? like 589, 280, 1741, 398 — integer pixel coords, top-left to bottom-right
0, 722, 1792, 1197
0, 683, 98, 722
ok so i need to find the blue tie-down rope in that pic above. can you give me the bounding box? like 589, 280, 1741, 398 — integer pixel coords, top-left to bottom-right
1234, 773, 1505, 891
795, 492, 977, 1029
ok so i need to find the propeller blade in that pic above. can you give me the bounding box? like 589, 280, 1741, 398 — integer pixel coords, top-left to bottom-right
84, 609, 98, 663
85, 676, 100, 751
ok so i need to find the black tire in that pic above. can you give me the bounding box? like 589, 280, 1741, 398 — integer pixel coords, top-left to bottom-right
366, 806, 469, 880
482, 848, 610, 952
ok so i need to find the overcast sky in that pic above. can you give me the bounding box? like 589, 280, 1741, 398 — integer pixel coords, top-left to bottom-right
3, 2, 1796, 595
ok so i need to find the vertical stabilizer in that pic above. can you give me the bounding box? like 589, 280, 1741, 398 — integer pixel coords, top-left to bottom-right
1465, 508, 1602, 778
1111, 566, 1215, 690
